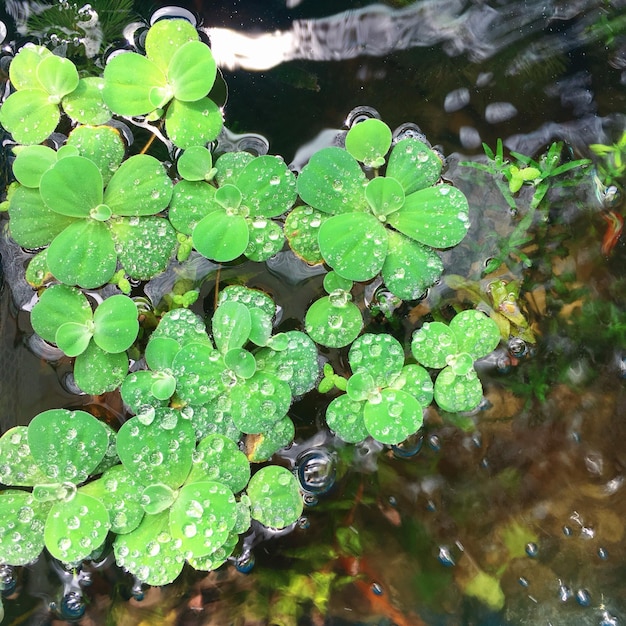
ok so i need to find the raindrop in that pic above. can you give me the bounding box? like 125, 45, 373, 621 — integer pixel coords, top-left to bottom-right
296, 449, 336, 495
508, 338, 528, 358
58, 591, 86, 620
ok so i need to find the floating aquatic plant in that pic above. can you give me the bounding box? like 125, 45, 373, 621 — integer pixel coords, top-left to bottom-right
288, 118, 470, 299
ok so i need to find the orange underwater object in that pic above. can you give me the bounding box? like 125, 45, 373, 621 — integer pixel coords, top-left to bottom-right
601, 210, 624, 256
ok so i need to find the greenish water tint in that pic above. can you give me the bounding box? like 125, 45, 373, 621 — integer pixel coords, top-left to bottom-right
1, 0, 626, 624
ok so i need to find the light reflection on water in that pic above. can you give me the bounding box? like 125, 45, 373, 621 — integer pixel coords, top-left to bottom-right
1, 0, 626, 624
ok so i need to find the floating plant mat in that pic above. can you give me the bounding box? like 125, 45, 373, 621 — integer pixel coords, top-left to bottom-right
1, 1, 626, 625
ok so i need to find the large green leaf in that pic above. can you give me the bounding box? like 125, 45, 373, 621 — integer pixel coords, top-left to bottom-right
8, 44, 51, 90
381, 230, 443, 300
31, 284, 92, 345
0, 88, 59, 144
193, 209, 248, 262
93, 295, 139, 353
297, 147, 368, 214
36, 54, 79, 100
165, 97, 223, 149
363, 388, 423, 445
318, 212, 388, 281
74, 341, 129, 394
345, 118, 392, 168
28, 409, 109, 483
62, 77, 112, 125
411, 321, 458, 369
237, 156, 297, 218
434, 367, 483, 413
387, 185, 470, 248
386, 138, 442, 194
102, 52, 166, 116
283, 205, 326, 264
168, 180, 218, 234
348, 333, 404, 388
44, 491, 110, 563
325, 395, 368, 443
113, 511, 185, 585
365, 176, 405, 219
116, 413, 195, 489
168, 40, 217, 102
12, 145, 57, 188
247, 466, 303, 529
39, 155, 103, 218
55, 321, 93, 357
305, 296, 363, 348
47, 220, 117, 288
104, 154, 173, 216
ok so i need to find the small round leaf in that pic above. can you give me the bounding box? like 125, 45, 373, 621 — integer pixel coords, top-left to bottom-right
247, 466, 303, 529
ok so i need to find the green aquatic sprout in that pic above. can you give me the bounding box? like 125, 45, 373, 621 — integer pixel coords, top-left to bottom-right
8, 151, 175, 288
102, 18, 222, 148
304, 271, 363, 348
30, 284, 138, 393
169, 150, 297, 262
411, 310, 500, 413
290, 119, 470, 299
0, 409, 112, 565
324, 333, 433, 445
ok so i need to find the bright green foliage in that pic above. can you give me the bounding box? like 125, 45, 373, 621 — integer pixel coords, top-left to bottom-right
102, 19, 222, 148
291, 120, 470, 299
31, 284, 138, 393
411, 310, 500, 412
305, 271, 363, 348
247, 466, 303, 528
169, 151, 297, 262
177, 146, 217, 181
0, 409, 112, 565
324, 334, 432, 444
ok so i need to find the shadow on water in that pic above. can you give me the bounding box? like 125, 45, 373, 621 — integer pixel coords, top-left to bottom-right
1, 0, 626, 624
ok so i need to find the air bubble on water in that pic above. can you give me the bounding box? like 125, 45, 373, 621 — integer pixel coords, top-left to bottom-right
235, 551, 255, 573
575, 588, 591, 607
58, 590, 85, 620
558, 582, 572, 602
428, 434, 441, 451
437, 546, 455, 567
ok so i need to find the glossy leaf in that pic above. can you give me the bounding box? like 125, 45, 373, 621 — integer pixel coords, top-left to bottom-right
93, 294, 139, 353
411, 321, 457, 368
193, 209, 249, 261
120, 370, 170, 413
247, 466, 303, 529
386, 138, 442, 194
283, 205, 325, 264
74, 341, 129, 394
212, 301, 252, 353
36, 54, 78, 99
450, 309, 501, 359
168, 40, 217, 102
165, 97, 223, 149
55, 321, 93, 357
12, 145, 57, 188
169, 180, 218, 234
434, 368, 483, 413
345, 118, 392, 168
0, 88, 59, 144
245, 415, 295, 462
363, 388, 423, 445
144, 18, 199, 73
245, 217, 285, 262
305, 296, 363, 348
325, 395, 368, 443
0, 427, 48, 486
8, 44, 51, 90
177, 146, 214, 181
365, 176, 405, 218
390, 364, 434, 407
62, 76, 112, 125
348, 333, 404, 388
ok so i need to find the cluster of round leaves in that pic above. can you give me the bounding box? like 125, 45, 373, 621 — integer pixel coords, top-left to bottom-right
0, 407, 304, 586
286, 118, 471, 300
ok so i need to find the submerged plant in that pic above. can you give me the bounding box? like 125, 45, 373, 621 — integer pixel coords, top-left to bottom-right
411, 310, 500, 412
288, 118, 470, 299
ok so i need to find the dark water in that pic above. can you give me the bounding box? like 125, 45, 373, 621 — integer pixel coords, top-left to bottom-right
2, 0, 626, 624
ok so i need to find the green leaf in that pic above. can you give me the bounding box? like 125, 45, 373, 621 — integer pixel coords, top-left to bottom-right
365, 176, 405, 218
325, 395, 368, 443
12, 145, 57, 188
247, 466, 303, 529
224, 347, 257, 378
230, 371, 292, 434
36, 54, 79, 100
245, 415, 295, 462
0, 427, 48, 486
116, 412, 195, 489
215, 184, 242, 210
0, 491, 49, 565
145, 18, 200, 73
25, 249, 52, 288
168, 40, 217, 102
297, 147, 368, 214
450, 310, 501, 359
8, 186, 76, 247
215, 151, 255, 186
363, 388, 423, 445
39, 155, 103, 218
318, 212, 388, 281
104, 154, 172, 216
168, 180, 218, 234
386, 138, 442, 194
8, 44, 51, 90
284, 205, 326, 264
345, 118, 392, 168
169, 481, 237, 558
145, 335, 182, 371
346, 371, 377, 402
103, 52, 166, 116
151, 308, 211, 350
65, 124, 125, 186
244, 217, 285, 262
74, 341, 129, 394
381, 230, 444, 300
177, 146, 214, 181
93, 294, 139, 353
411, 321, 457, 369
305, 296, 363, 348
141, 483, 176, 515
62, 77, 112, 125
434, 368, 483, 413
31, 284, 92, 345
387, 185, 470, 248
28, 409, 109, 483
47, 219, 117, 288
172, 343, 225, 405
45, 491, 111, 563
187, 434, 250, 492
254, 330, 320, 397
113, 511, 185, 585
390, 364, 434, 406
0, 88, 60, 144
193, 209, 249, 261
213, 301, 252, 353
55, 321, 93, 357
165, 97, 223, 149
120, 370, 169, 414
237, 156, 297, 217
80, 465, 145, 534
348, 333, 404, 388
